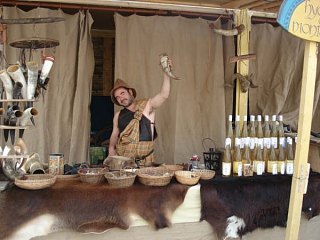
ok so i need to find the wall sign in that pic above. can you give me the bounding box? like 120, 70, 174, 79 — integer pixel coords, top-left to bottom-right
277, 0, 320, 42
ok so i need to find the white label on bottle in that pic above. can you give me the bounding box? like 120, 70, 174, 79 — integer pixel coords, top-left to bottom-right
258, 138, 264, 146
241, 137, 249, 148
286, 161, 294, 175
237, 163, 243, 177
264, 138, 271, 148
262, 161, 265, 173
279, 162, 285, 174
249, 138, 255, 149
287, 137, 292, 145
235, 138, 241, 147
256, 162, 264, 175
279, 137, 286, 147
222, 162, 231, 176
272, 163, 278, 175
225, 138, 231, 147
271, 137, 278, 148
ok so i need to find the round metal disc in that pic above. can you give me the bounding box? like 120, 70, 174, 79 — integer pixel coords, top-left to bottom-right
9, 38, 59, 49
0, 17, 65, 24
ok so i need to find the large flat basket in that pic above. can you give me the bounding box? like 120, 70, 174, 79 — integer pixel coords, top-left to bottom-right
105, 171, 136, 188
136, 167, 173, 186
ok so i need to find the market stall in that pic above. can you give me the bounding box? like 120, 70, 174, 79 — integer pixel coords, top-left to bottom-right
0, 1, 320, 240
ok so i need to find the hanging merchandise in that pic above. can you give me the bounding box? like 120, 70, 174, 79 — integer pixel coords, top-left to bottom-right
0, 8, 63, 180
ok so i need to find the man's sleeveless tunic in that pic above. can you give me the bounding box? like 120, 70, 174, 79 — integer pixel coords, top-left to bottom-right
115, 100, 155, 166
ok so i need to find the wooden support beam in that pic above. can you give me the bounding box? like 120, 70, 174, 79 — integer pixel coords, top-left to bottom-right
285, 41, 318, 240
235, 9, 251, 122
221, 0, 258, 9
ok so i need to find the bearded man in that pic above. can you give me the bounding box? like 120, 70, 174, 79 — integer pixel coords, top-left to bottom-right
107, 59, 173, 166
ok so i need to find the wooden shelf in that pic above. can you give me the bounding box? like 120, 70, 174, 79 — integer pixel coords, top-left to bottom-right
0, 99, 35, 102
0, 155, 29, 159
0, 125, 30, 130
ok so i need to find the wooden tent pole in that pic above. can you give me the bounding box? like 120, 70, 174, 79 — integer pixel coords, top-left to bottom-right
285, 41, 318, 240
235, 9, 251, 122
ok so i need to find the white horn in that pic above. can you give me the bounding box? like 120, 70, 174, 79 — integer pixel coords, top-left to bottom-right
26, 61, 38, 100
40, 56, 54, 84
19, 107, 38, 126
7, 65, 27, 99
0, 69, 13, 100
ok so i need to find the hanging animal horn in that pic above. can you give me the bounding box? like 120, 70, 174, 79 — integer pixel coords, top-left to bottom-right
26, 61, 38, 100
7, 65, 27, 99
209, 23, 245, 36
232, 73, 259, 93
40, 56, 54, 84
0, 69, 13, 100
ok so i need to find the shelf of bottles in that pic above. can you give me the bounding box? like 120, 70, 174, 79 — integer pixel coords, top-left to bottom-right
222, 114, 295, 177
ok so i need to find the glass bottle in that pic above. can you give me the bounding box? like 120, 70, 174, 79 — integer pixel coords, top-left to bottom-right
277, 143, 286, 174
278, 115, 285, 147
241, 115, 248, 149
248, 115, 256, 150
227, 115, 233, 145
222, 138, 232, 177
271, 115, 278, 149
263, 145, 269, 173
268, 144, 278, 175
257, 115, 264, 149
286, 137, 294, 175
242, 143, 252, 176
234, 115, 241, 148
263, 115, 271, 149
254, 143, 264, 175
233, 144, 242, 177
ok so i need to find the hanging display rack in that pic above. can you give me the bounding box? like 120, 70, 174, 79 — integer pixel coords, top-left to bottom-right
9, 37, 59, 49
0, 17, 65, 24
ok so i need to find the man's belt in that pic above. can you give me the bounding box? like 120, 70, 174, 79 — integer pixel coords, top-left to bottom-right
135, 149, 154, 167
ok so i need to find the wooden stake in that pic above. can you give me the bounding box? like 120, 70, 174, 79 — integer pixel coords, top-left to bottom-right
235, 9, 251, 124
285, 41, 318, 240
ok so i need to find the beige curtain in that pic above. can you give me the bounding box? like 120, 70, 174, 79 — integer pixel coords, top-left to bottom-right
114, 14, 230, 163
2, 7, 94, 165
249, 23, 320, 131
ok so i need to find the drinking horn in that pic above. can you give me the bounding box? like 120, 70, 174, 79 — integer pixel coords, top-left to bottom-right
12, 81, 23, 105
4, 105, 23, 144
0, 69, 13, 100
19, 107, 38, 138
40, 56, 54, 84
26, 61, 38, 100
159, 53, 181, 80
7, 64, 28, 99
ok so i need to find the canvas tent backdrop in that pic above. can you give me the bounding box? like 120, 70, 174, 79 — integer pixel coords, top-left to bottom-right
2, 7, 94, 165
115, 14, 320, 166
114, 13, 231, 163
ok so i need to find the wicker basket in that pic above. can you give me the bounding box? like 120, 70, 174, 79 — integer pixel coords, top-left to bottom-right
162, 164, 184, 173
136, 167, 173, 186
192, 169, 215, 180
105, 171, 136, 188
175, 171, 201, 185
78, 167, 108, 184
15, 174, 57, 190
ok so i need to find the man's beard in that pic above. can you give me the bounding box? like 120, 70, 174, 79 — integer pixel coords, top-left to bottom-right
120, 96, 134, 107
